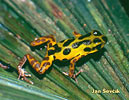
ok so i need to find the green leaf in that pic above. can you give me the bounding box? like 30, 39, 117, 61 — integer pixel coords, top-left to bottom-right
0, 0, 129, 100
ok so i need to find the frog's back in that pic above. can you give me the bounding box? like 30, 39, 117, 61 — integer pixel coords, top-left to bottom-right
48, 31, 107, 61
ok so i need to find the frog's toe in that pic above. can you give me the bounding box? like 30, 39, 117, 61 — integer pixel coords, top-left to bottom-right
62, 72, 69, 76
72, 69, 84, 82
62, 69, 83, 83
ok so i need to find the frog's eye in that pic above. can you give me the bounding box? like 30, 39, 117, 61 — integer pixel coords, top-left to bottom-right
93, 30, 102, 36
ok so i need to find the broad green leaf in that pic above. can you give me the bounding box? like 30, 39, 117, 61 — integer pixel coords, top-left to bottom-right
0, 0, 129, 100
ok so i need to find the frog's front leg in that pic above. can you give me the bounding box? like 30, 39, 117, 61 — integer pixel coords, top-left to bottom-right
63, 54, 83, 82
17, 54, 54, 84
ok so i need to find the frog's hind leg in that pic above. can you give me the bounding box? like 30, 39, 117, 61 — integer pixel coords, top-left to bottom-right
30, 35, 56, 47
72, 31, 82, 38
17, 54, 54, 84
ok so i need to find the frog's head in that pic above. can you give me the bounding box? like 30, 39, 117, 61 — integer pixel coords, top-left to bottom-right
90, 30, 107, 51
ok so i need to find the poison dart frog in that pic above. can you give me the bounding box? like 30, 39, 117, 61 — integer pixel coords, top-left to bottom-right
17, 30, 107, 84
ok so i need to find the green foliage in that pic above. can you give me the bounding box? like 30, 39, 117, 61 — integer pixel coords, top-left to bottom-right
0, 0, 129, 100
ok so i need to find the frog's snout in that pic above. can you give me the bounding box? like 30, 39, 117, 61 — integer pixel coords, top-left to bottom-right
102, 36, 107, 44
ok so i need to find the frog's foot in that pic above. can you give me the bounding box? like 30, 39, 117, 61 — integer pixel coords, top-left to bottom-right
63, 69, 83, 83
17, 64, 33, 84
17, 55, 33, 84
0, 63, 9, 69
